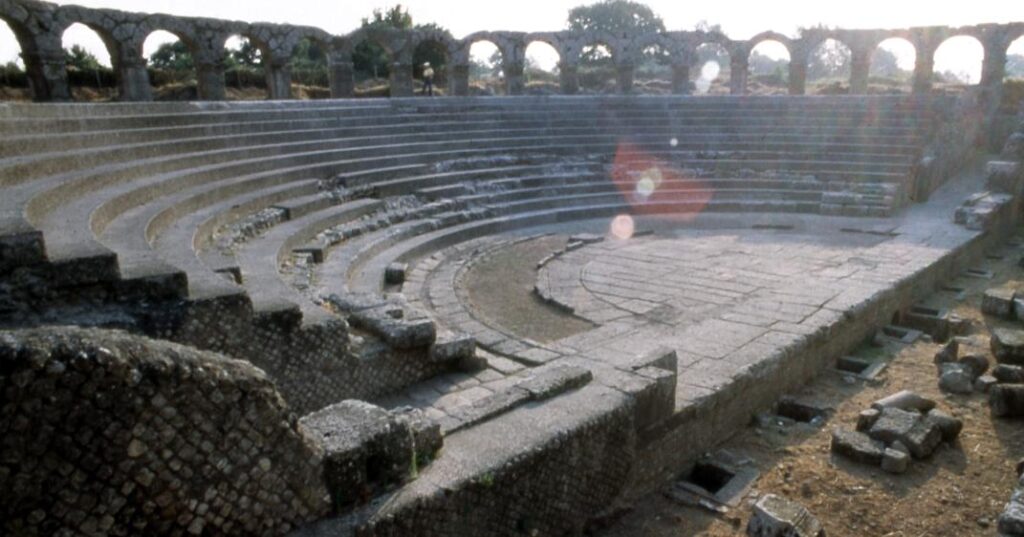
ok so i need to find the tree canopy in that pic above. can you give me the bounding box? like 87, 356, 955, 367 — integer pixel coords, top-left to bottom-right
149, 41, 193, 71
64, 45, 103, 71
567, 0, 665, 64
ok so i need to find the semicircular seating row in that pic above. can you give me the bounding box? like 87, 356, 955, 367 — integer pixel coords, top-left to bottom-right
0, 95, 942, 400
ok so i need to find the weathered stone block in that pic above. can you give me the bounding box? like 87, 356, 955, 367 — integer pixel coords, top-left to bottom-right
856, 408, 880, 432
939, 363, 975, 394
746, 494, 824, 537
393, 407, 443, 464
428, 332, 476, 364
902, 419, 943, 459
995, 364, 1024, 383
958, 354, 990, 379
974, 375, 998, 393
924, 409, 962, 442
299, 400, 414, 510
831, 428, 885, 465
983, 286, 1017, 318
933, 339, 958, 368
872, 390, 936, 413
881, 448, 909, 474
999, 500, 1024, 535
868, 407, 920, 444
992, 328, 1024, 366
991, 385, 1024, 418
516, 364, 593, 400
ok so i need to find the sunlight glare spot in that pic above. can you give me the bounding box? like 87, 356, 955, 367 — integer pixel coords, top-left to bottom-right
609, 214, 635, 241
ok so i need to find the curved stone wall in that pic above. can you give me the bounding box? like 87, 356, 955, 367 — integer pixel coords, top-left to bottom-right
1, 0, 1022, 101
0, 327, 330, 536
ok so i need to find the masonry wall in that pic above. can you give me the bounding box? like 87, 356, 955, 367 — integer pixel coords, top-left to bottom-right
0, 327, 331, 537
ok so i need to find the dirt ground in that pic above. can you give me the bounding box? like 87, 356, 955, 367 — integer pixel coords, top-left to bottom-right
463, 234, 593, 343
598, 237, 1024, 536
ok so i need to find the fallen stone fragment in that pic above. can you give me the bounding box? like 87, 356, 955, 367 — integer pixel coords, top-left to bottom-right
856, 408, 880, 432
999, 500, 1024, 535
983, 286, 1017, 318
901, 418, 943, 459
868, 407, 920, 444
924, 408, 963, 442
991, 384, 1024, 417
428, 332, 476, 364
994, 364, 1024, 383
890, 441, 911, 455
746, 494, 825, 537
872, 390, 936, 413
958, 354, 990, 379
938, 363, 975, 394
881, 448, 910, 474
992, 328, 1024, 366
974, 375, 998, 393
831, 428, 885, 465
933, 339, 958, 368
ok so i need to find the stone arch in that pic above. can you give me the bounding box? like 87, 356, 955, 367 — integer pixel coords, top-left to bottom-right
349, 27, 410, 97
523, 39, 560, 94
1007, 34, 1024, 80
58, 21, 117, 101
0, 15, 27, 99
630, 34, 675, 94
289, 35, 331, 98
141, 29, 200, 100
466, 38, 504, 95
933, 34, 985, 87
412, 32, 453, 96
747, 38, 790, 95
220, 33, 269, 100
692, 41, 730, 95
807, 37, 852, 93
869, 37, 916, 93
575, 36, 618, 94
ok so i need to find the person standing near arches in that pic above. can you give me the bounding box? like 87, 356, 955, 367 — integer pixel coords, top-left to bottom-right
422, 62, 435, 96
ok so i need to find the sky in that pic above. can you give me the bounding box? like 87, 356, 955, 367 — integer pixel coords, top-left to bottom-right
2, 0, 1024, 81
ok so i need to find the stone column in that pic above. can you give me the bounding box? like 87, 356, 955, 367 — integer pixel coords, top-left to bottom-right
788, 60, 807, 95
729, 55, 748, 95
390, 63, 414, 97
328, 60, 355, 98
559, 63, 579, 95
849, 48, 871, 94
504, 61, 525, 95
450, 64, 470, 96
671, 64, 691, 95
117, 59, 153, 102
265, 61, 293, 100
912, 50, 934, 94
22, 49, 71, 101
196, 61, 226, 101
980, 43, 1007, 92
616, 63, 635, 94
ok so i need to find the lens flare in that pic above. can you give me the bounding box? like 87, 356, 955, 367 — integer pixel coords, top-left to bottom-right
695, 60, 721, 95
670, 137, 679, 147
609, 214, 635, 240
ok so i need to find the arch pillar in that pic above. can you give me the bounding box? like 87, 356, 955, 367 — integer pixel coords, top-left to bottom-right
504, 60, 525, 95
195, 60, 226, 100
117, 58, 153, 101
449, 63, 469, 96
849, 47, 872, 94
788, 59, 807, 95
616, 62, 635, 94
22, 46, 71, 101
559, 62, 579, 94
671, 64, 691, 94
328, 60, 355, 98
265, 60, 293, 99
912, 46, 934, 94
390, 62, 414, 97
729, 55, 748, 95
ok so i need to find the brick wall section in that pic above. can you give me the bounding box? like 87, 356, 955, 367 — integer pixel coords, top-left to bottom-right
0, 327, 330, 537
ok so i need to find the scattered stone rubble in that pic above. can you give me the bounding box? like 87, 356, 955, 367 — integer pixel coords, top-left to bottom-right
932, 338, 991, 394
998, 459, 1024, 536
747, 494, 825, 537
830, 390, 961, 474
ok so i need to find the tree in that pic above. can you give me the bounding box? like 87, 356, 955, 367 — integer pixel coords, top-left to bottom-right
353, 5, 414, 79
64, 45, 102, 71
1008, 54, 1024, 79
870, 48, 901, 78
149, 41, 193, 71
807, 40, 851, 80
567, 0, 665, 64
226, 41, 261, 69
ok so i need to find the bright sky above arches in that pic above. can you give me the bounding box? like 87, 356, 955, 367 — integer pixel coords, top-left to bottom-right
1, 0, 1023, 80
